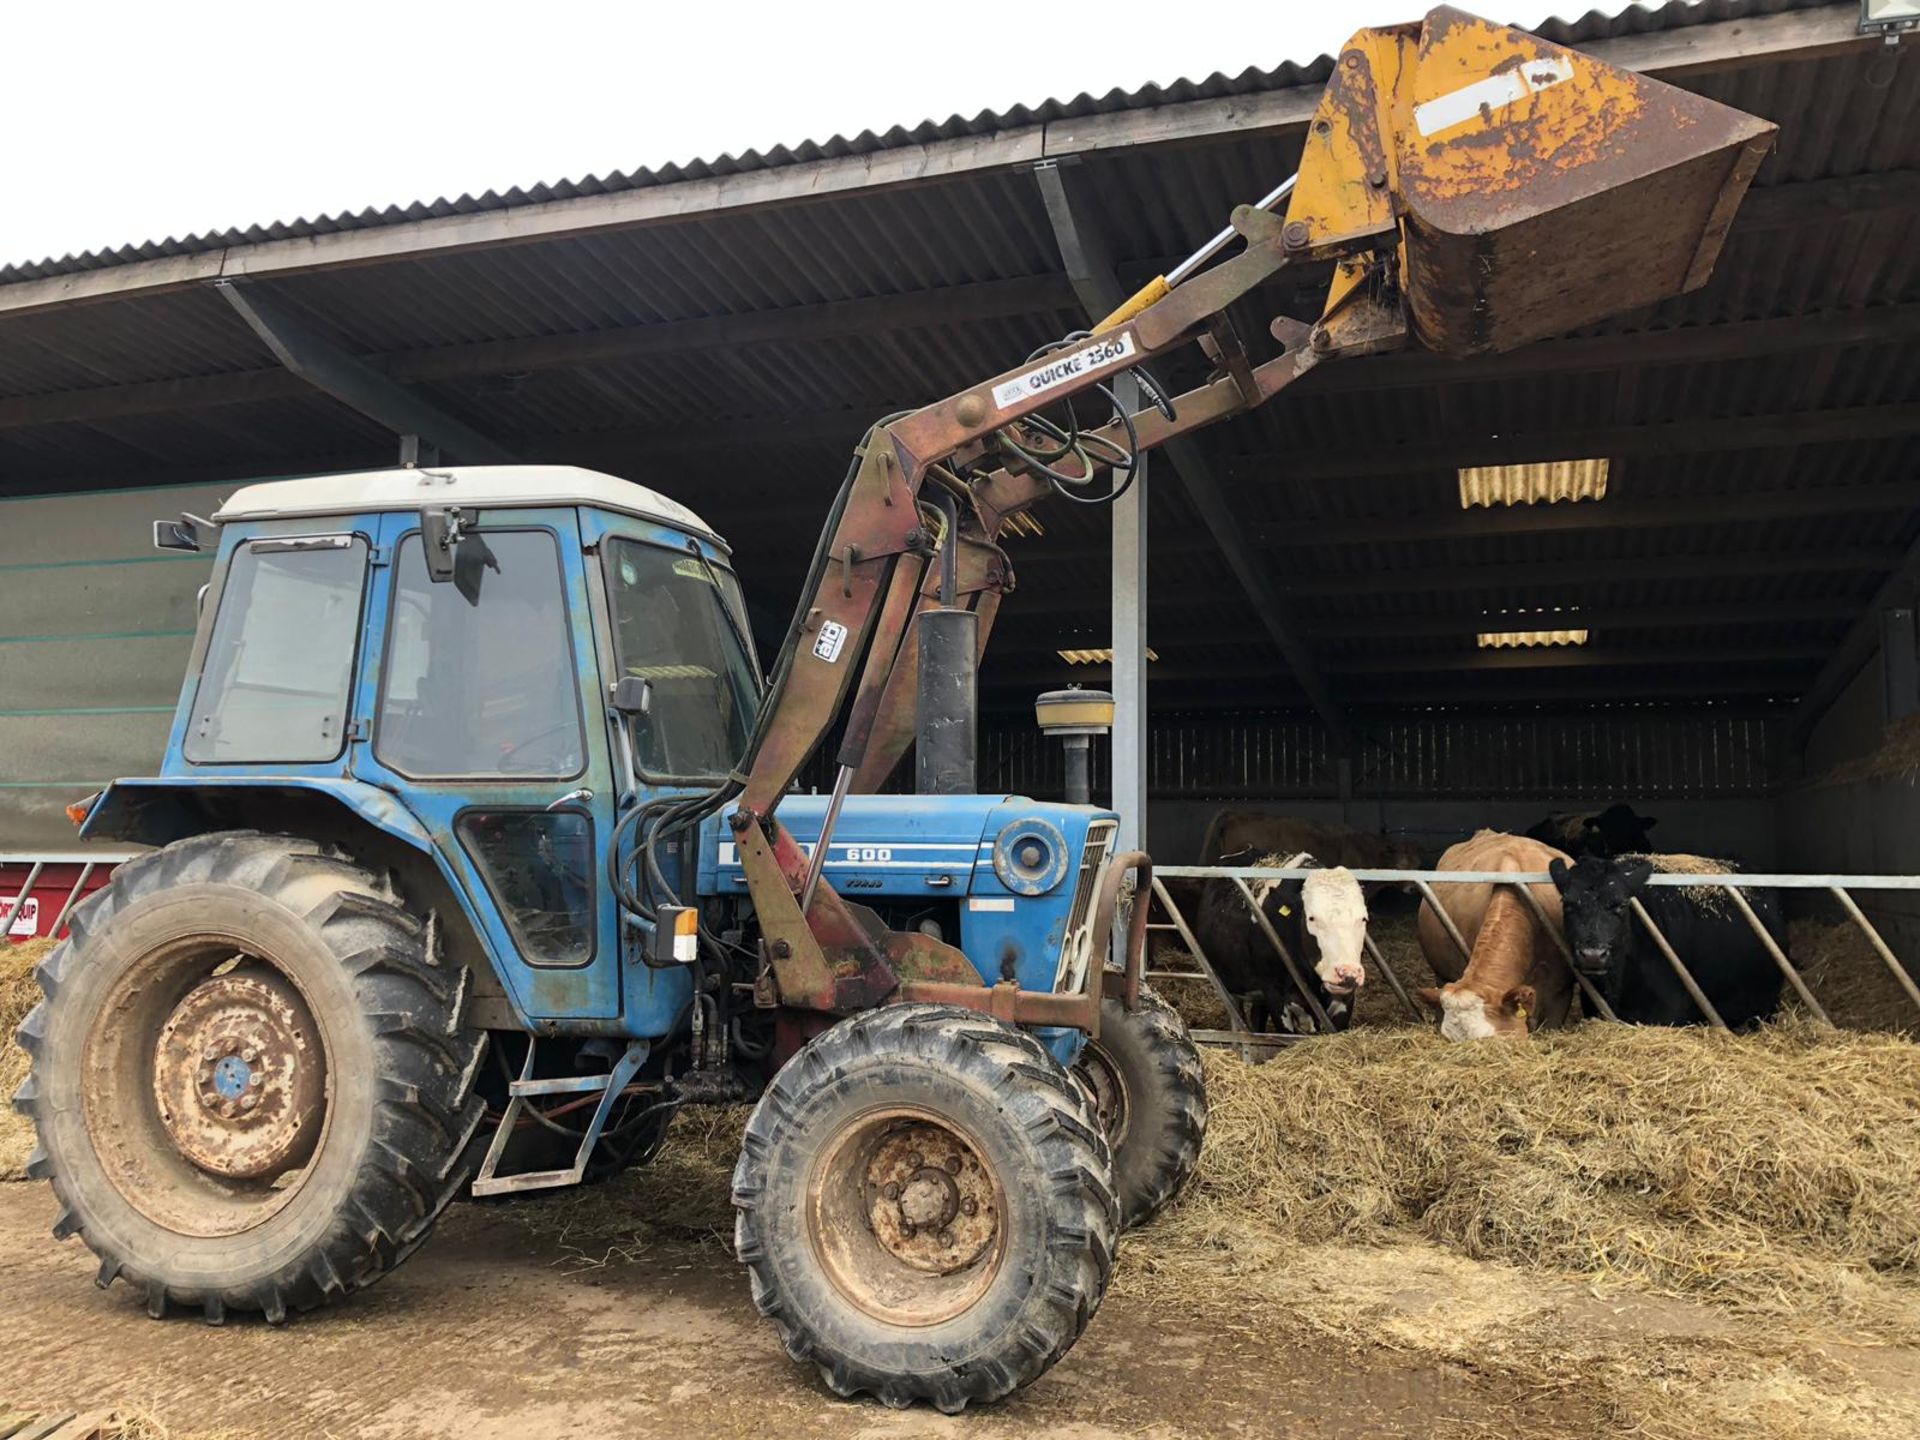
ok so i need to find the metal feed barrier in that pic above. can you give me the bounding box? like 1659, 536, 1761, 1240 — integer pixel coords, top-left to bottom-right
1146, 864, 1920, 1057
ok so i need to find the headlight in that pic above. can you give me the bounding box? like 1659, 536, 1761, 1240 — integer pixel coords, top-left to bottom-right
991, 817, 1069, 896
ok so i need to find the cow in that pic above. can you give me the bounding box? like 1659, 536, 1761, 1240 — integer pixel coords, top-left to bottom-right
1548, 853, 1785, 1028
1524, 803, 1658, 858
1188, 852, 1369, 1034
1416, 831, 1576, 1041
1199, 811, 1423, 872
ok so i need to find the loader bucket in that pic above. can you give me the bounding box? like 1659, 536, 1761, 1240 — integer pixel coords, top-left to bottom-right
1392, 6, 1777, 355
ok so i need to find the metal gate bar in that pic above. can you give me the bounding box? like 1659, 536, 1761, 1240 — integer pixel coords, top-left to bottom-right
47, 862, 96, 941
1150, 865, 1920, 1035
1148, 876, 1257, 1058
1628, 897, 1729, 1029
1722, 883, 1831, 1028
1829, 887, 1920, 1017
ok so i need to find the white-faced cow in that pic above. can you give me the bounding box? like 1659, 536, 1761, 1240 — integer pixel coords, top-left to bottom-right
1524, 803, 1658, 858
1189, 853, 1369, 1034
1548, 853, 1785, 1028
1416, 831, 1576, 1041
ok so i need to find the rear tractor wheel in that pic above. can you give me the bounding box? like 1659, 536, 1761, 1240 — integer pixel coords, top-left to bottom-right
732, 1004, 1117, 1412
1073, 986, 1207, 1229
10, 831, 487, 1322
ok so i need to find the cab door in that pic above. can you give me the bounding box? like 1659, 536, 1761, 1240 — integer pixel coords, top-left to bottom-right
354, 507, 622, 1023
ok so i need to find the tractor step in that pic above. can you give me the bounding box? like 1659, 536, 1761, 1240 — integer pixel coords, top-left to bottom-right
471, 1039, 650, 1197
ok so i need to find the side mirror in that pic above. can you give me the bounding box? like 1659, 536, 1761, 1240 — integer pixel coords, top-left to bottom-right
153, 513, 215, 553
420, 506, 466, 584
611, 675, 653, 717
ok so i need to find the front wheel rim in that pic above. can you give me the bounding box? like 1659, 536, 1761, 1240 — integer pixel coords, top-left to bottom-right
805, 1106, 1007, 1328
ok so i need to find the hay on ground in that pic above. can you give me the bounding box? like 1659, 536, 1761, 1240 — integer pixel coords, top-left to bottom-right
0, 938, 54, 1181
1135, 1022, 1920, 1335
1813, 712, 1920, 788
1788, 918, 1920, 1036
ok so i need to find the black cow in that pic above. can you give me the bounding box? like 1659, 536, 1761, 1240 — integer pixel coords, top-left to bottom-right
1526, 803, 1659, 858
1547, 853, 1784, 1028
1188, 849, 1368, 1034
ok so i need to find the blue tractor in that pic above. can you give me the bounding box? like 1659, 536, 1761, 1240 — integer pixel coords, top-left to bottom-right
13, 461, 1198, 1411
12, 17, 1774, 1403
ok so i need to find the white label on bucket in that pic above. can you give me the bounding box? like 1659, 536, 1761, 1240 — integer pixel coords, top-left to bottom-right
1415, 56, 1575, 138
990, 333, 1137, 411
812, 620, 848, 663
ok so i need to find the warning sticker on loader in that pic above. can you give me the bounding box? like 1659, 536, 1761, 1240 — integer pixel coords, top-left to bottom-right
813, 620, 849, 663
990, 333, 1137, 411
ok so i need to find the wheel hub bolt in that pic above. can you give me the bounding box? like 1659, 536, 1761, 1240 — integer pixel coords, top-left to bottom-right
242, 1049, 257, 1063
944, 1155, 961, 1175
883, 1182, 900, 1201
900, 1221, 916, 1239
248, 1073, 263, 1088
907, 1152, 923, 1169
241, 1094, 258, 1111
962, 1198, 978, 1217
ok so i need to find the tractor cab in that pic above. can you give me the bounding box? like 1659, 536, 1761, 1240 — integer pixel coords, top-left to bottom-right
82, 465, 1117, 1061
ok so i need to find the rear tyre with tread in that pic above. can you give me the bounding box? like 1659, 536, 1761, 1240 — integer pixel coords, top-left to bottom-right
1073, 986, 1207, 1229
10, 830, 487, 1323
732, 1004, 1117, 1413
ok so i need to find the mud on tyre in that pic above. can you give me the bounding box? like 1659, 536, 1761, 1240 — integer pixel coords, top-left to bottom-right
731, 1004, 1118, 1412
10, 830, 487, 1322
1074, 985, 1207, 1229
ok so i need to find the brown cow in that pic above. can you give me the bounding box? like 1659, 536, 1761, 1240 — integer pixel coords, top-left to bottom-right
1200, 811, 1422, 872
1416, 830, 1575, 1041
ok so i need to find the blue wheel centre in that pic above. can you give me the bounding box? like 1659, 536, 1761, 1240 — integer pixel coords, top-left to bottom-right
212, 1054, 252, 1100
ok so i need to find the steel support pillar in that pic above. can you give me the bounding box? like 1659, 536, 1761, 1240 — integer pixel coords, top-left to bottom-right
1110, 372, 1148, 850
1031, 158, 1347, 758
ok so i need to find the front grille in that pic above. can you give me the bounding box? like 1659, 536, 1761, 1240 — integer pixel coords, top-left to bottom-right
1056, 820, 1117, 992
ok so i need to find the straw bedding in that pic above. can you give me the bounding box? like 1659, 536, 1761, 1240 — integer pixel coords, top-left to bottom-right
0, 937, 51, 1181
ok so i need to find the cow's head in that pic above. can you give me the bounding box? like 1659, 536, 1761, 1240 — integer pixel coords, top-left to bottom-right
1584, 803, 1658, 856
1417, 981, 1537, 1040
1549, 852, 1654, 979
1302, 866, 1367, 994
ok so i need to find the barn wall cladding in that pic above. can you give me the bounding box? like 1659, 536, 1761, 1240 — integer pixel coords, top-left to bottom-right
974, 708, 1783, 802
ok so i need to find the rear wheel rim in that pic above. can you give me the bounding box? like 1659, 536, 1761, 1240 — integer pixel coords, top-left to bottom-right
82, 935, 331, 1238
1077, 1039, 1132, 1150
805, 1106, 1006, 1328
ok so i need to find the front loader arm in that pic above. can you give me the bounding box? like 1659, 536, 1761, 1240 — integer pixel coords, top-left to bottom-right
728, 4, 1776, 1019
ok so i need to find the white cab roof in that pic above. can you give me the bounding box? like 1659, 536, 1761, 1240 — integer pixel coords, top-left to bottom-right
214, 465, 722, 543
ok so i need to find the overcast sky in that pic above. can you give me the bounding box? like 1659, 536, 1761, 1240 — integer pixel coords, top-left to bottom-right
1, 0, 1639, 269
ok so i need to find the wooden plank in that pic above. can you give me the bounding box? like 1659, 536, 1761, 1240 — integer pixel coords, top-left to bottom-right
0, 7, 1869, 317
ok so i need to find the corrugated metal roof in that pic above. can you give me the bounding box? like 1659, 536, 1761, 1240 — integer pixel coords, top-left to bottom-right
0, 0, 1845, 286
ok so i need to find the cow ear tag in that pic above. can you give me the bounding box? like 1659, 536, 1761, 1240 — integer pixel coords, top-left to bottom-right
1278, 904, 1292, 917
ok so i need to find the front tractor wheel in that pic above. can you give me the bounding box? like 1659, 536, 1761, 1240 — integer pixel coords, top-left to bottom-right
11, 831, 487, 1323
732, 1005, 1118, 1412
1073, 986, 1207, 1229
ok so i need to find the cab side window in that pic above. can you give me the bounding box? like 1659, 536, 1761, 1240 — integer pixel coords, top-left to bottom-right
376, 530, 585, 779
186, 538, 367, 763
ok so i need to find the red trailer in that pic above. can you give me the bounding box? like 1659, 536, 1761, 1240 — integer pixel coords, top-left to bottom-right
1, 852, 131, 945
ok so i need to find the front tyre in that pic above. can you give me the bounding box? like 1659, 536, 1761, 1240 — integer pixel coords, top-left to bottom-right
732, 1004, 1117, 1413
11, 831, 487, 1323
1073, 986, 1207, 1229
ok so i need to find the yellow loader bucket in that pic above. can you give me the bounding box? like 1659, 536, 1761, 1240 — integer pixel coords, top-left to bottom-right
1289, 6, 1778, 355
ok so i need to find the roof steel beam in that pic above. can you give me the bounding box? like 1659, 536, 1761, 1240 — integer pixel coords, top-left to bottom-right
1790, 524, 1920, 746
0, 6, 1872, 318
7, 233, 1910, 434
998, 595, 1862, 644
1305, 294, 1920, 394
1227, 403, 1920, 483
1255, 479, 1920, 547
1031, 158, 1348, 750
215, 281, 516, 464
